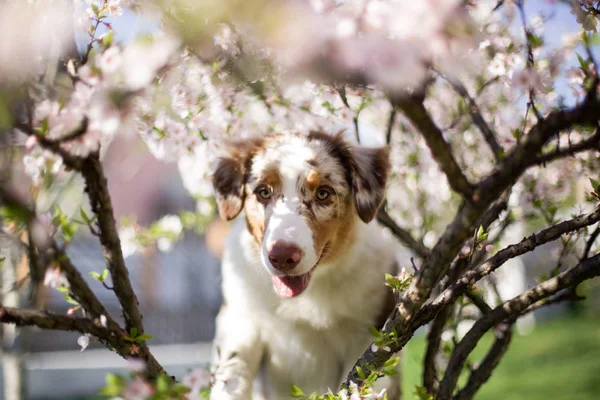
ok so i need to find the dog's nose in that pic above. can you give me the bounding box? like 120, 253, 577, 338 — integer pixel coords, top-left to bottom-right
268, 241, 303, 272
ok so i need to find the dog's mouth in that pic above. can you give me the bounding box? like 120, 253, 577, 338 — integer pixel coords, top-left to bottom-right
271, 244, 328, 299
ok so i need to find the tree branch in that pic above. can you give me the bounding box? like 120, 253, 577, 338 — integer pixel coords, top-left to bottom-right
386, 106, 397, 145
437, 252, 600, 399
399, 84, 600, 323
14, 120, 88, 171
394, 97, 475, 198
432, 205, 600, 316
0, 306, 113, 338
534, 130, 600, 165
423, 304, 452, 394
80, 156, 146, 336
377, 208, 431, 259
345, 203, 600, 386
452, 321, 514, 400
0, 184, 167, 379
440, 75, 504, 161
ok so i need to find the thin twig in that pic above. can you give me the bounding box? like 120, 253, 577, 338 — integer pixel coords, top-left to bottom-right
377, 208, 431, 258
393, 96, 475, 198
438, 73, 504, 161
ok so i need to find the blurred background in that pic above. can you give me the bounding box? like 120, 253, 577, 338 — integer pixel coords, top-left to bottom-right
0, 1, 600, 400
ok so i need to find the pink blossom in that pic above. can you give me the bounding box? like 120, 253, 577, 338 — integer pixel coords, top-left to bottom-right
43, 267, 69, 289
182, 368, 211, 391
97, 46, 123, 76
512, 68, 546, 93
126, 357, 147, 373
122, 377, 154, 400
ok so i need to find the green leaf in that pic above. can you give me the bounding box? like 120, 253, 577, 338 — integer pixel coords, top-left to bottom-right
136, 333, 153, 342
356, 366, 366, 380
0, 204, 31, 227
413, 386, 434, 400
89, 271, 102, 281
156, 374, 169, 392
369, 325, 381, 338
321, 101, 336, 114
290, 385, 305, 398
130, 327, 138, 338
476, 225, 488, 243
99, 373, 125, 396
90, 269, 109, 283
91, 3, 100, 17
64, 295, 79, 306
383, 357, 399, 369
102, 31, 114, 49
590, 178, 600, 193
527, 32, 544, 48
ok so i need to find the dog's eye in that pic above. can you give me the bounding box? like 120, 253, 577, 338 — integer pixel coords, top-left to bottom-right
316, 188, 330, 201
257, 187, 272, 200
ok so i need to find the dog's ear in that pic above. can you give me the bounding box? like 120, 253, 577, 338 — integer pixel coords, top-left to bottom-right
349, 145, 391, 223
212, 138, 263, 221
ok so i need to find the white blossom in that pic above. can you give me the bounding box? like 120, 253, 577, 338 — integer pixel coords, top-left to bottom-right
43, 267, 69, 289
119, 226, 140, 259
122, 377, 153, 400
77, 335, 90, 352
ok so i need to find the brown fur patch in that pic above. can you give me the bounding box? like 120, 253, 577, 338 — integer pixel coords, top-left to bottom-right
306, 196, 357, 266
260, 166, 282, 190
305, 170, 322, 192
244, 193, 266, 245
212, 137, 265, 221
307, 130, 391, 223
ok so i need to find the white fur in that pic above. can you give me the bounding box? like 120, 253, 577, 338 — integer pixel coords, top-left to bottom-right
262, 201, 317, 276
211, 217, 398, 399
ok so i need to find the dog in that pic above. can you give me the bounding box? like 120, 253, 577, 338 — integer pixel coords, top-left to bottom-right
210, 130, 399, 399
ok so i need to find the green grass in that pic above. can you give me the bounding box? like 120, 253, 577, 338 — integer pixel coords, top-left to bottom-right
402, 313, 600, 400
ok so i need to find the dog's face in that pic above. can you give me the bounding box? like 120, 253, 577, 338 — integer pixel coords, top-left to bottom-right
212, 131, 390, 298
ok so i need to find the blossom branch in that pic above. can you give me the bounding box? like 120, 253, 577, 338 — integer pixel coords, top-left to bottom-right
441, 75, 504, 161
516, 0, 542, 120
397, 81, 600, 324
0, 306, 113, 338
0, 184, 168, 379
394, 97, 475, 198
13, 120, 88, 171
534, 129, 600, 165
436, 252, 600, 399
345, 191, 600, 388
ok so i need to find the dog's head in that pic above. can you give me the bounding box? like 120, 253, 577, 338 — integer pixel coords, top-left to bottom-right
212, 131, 390, 298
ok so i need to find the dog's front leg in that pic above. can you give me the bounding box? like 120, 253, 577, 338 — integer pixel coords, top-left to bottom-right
211, 304, 263, 400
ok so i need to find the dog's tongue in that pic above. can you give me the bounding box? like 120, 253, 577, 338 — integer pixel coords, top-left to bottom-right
272, 272, 312, 298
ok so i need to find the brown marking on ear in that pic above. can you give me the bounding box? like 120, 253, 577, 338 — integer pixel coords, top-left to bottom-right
349, 146, 391, 223
212, 137, 264, 221
306, 130, 391, 223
